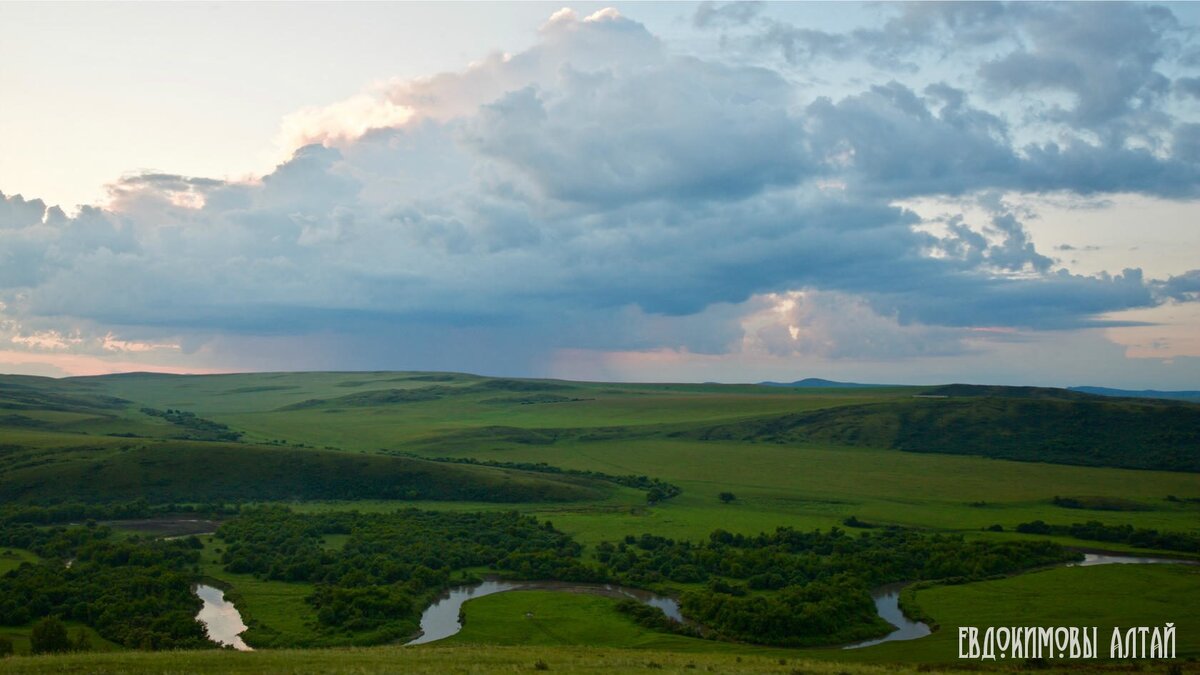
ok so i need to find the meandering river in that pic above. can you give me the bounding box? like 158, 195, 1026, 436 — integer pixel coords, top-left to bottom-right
195, 551, 1196, 651
405, 579, 683, 646
843, 582, 932, 650
843, 552, 1197, 650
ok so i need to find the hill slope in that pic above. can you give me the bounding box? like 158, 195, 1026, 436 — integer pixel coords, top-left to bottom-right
0, 441, 608, 504
679, 385, 1200, 471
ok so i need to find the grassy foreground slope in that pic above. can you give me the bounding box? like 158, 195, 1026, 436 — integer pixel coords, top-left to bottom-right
0, 645, 1184, 675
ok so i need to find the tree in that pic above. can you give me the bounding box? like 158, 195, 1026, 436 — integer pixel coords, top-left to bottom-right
718, 492, 736, 504
30, 616, 70, 654
72, 628, 92, 652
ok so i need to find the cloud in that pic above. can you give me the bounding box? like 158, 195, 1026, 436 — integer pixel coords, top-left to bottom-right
693, 1, 764, 29
1177, 77, 1200, 99
1158, 269, 1200, 301
0, 6, 1198, 380
975, 3, 1176, 132
466, 59, 810, 205
741, 290, 971, 360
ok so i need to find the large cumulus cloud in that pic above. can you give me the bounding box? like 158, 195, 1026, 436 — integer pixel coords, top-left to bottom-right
1, 5, 1198, 374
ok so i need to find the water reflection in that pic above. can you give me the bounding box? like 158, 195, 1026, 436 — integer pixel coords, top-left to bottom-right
843, 582, 931, 650
195, 584, 252, 651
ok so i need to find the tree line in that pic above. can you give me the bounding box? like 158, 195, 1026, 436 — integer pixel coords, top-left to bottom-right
0, 524, 211, 650
214, 507, 584, 645
408, 455, 682, 503
1015, 519, 1200, 553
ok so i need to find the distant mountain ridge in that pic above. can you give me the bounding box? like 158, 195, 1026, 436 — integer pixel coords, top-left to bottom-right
1069, 386, 1200, 402
759, 378, 888, 388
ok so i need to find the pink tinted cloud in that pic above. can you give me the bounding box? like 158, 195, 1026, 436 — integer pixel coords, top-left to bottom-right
0, 349, 227, 377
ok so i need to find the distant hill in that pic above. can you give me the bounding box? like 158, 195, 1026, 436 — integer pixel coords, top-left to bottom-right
759, 378, 885, 388
0, 441, 608, 504
921, 383, 1098, 400
0, 373, 609, 505
678, 384, 1200, 472
1069, 386, 1200, 402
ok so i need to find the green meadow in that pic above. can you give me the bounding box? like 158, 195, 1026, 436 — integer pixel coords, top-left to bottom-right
0, 371, 1197, 671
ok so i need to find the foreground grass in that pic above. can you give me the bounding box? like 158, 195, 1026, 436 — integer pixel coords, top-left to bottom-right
2, 644, 1184, 674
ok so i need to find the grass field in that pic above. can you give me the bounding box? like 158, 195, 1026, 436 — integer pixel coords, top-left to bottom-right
435, 565, 1200, 661
0, 548, 36, 576
1, 371, 1198, 669
196, 535, 321, 648
0, 622, 121, 656
849, 563, 1200, 662
0, 644, 1051, 674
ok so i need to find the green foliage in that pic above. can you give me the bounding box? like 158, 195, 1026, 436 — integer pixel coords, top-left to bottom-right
598, 527, 1078, 647
0, 376, 130, 413
613, 600, 699, 637
0, 444, 605, 505
0, 525, 211, 650
29, 617, 70, 654
681, 393, 1200, 471
871, 564, 1200, 662
1050, 495, 1147, 511
281, 379, 578, 411
841, 516, 875, 528
213, 507, 586, 645
413, 455, 681, 502
71, 628, 92, 652
718, 492, 736, 504
1, 371, 1194, 663
139, 408, 243, 441
1015, 519, 1200, 552
0, 500, 237, 526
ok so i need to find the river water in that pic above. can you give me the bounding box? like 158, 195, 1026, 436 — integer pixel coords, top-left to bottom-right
1070, 552, 1197, 567
405, 579, 683, 646
194, 584, 252, 651
843, 551, 1197, 650
842, 582, 932, 650
196, 552, 1195, 651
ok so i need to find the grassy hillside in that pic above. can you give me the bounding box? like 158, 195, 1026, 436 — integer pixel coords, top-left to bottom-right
852, 563, 1200, 662
1, 371, 1198, 668
0, 441, 609, 504
680, 387, 1200, 471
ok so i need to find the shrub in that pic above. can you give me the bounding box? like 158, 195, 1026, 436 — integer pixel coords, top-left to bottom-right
30, 616, 70, 654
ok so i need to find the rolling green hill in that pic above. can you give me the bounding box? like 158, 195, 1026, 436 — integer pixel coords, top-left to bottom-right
0, 441, 609, 504
678, 386, 1200, 471
1, 371, 1197, 670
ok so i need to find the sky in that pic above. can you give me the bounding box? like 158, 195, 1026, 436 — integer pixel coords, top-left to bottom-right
1, 1, 1199, 388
